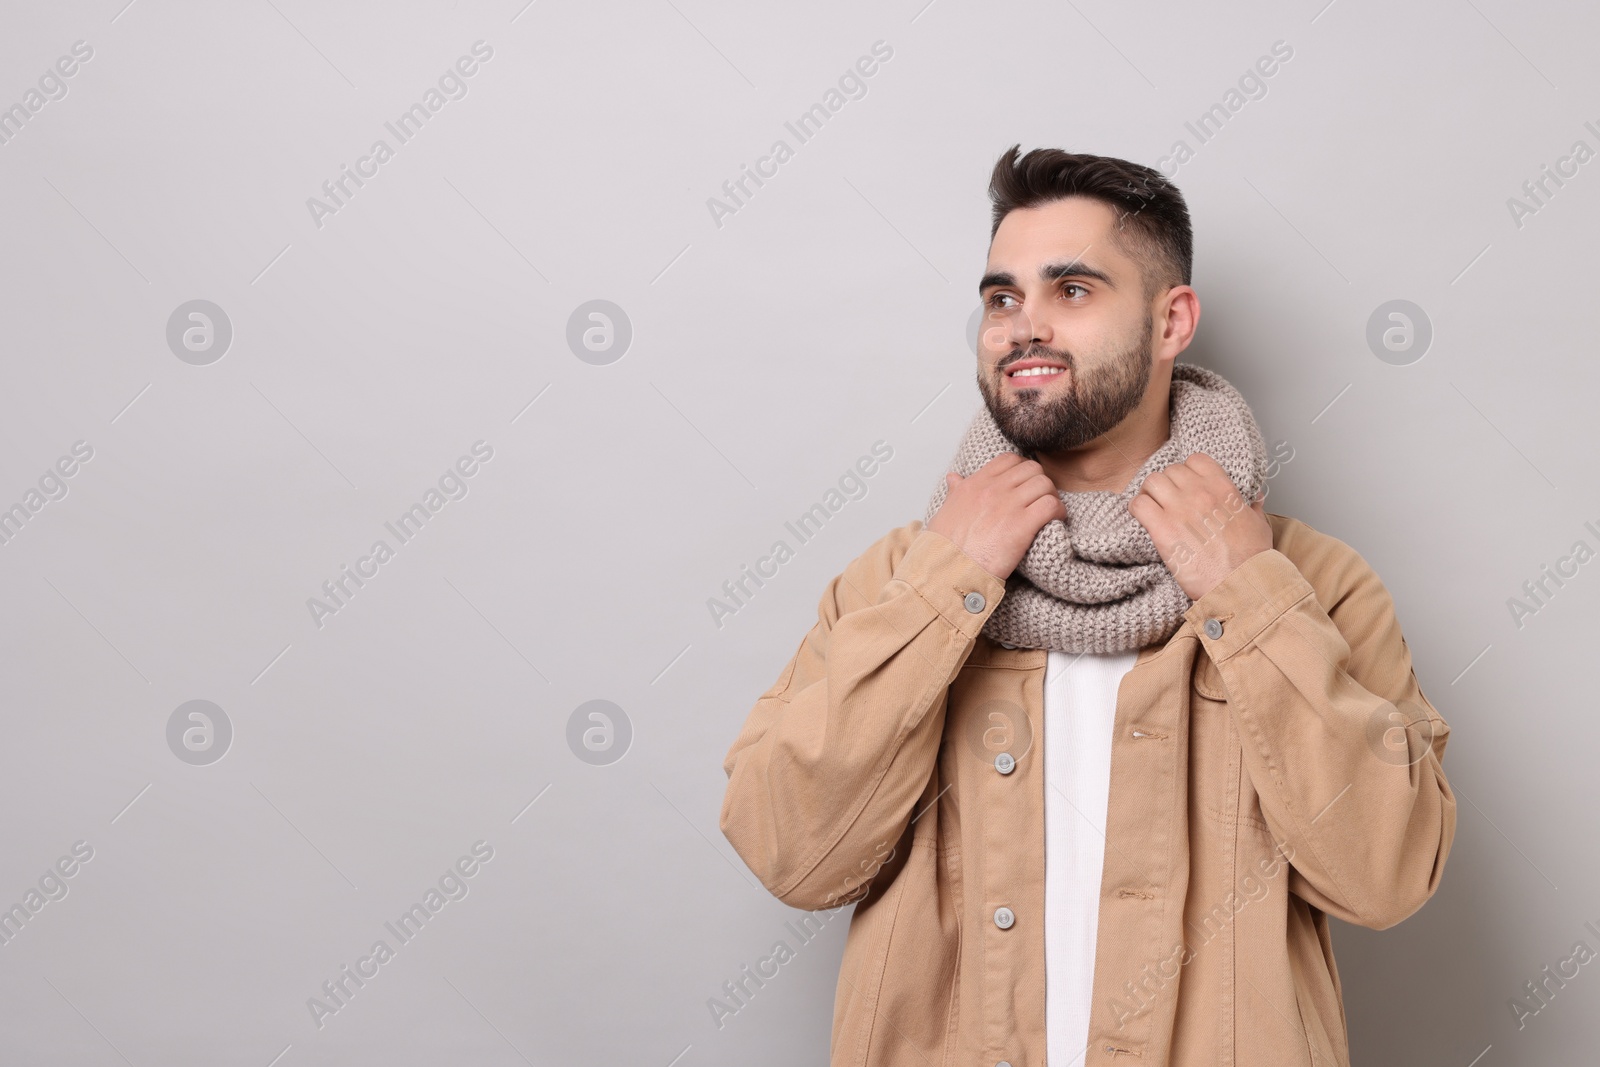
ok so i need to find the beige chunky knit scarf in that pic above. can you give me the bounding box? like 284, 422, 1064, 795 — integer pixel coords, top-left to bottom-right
923, 362, 1269, 654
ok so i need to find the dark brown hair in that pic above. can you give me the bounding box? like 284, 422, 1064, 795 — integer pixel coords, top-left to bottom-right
987, 145, 1192, 300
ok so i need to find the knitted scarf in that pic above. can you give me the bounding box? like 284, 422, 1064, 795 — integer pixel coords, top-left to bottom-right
923, 362, 1269, 654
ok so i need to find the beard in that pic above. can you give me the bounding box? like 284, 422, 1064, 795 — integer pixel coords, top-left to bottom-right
977, 312, 1154, 457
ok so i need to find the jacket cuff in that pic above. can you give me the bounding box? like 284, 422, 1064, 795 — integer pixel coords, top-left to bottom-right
1183, 548, 1316, 662
890, 525, 1008, 639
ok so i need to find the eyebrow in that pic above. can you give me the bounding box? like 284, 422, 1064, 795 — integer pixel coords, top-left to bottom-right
978, 259, 1116, 296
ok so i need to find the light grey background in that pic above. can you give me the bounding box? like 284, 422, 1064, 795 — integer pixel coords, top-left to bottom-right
0, 0, 1593, 1063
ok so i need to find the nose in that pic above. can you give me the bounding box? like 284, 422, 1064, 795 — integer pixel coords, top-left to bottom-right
1010, 303, 1049, 347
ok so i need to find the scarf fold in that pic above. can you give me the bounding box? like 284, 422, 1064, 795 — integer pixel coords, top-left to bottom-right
923, 362, 1269, 654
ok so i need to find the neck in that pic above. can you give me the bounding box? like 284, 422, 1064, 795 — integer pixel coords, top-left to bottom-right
1033, 377, 1172, 494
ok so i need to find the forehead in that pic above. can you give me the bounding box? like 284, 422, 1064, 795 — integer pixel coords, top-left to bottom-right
986, 196, 1131, 277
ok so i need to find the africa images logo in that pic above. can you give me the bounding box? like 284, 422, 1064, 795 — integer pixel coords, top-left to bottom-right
305, 41, 494, 229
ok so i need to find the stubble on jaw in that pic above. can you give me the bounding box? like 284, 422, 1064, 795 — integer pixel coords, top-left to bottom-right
977, 313, 1154, 458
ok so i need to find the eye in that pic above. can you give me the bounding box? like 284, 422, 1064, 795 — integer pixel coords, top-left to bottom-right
1061, 283, 1088, 299
986, 292, 1018, 309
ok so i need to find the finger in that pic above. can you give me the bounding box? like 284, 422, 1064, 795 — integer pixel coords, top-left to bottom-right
1127, 492, 1162, 528
1021, 473, 1059, 501
992, 456, 1047, 489
1160, 461, 1203, 487
1026, 493, 1066, 524
1176, 456, 1235, 498
981, 452, 1025, 473
1135, 470, 1180, 506
970, 454, 1017, 485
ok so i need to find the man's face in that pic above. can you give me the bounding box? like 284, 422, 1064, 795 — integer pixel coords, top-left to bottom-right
975, 196, 1155, 455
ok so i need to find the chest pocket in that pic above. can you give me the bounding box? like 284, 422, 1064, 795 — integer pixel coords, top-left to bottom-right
1189, 649, 1241, 829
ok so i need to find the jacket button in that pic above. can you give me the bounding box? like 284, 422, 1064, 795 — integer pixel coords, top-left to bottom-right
996, 1062, 1013, 1067
999, 641, 1016, 649
1203, 617, 1224, 639
993, 906, 1015, 929
994, 752, 1015, 775
964, 591, 986, 613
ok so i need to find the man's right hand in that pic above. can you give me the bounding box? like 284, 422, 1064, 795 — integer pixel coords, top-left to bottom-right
926, 453, 1067, 580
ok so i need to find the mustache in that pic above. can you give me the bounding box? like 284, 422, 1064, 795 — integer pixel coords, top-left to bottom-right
997, 344, 1075, 373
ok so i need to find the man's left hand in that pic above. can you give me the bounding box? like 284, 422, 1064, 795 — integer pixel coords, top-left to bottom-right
1127, 452, 1273, 601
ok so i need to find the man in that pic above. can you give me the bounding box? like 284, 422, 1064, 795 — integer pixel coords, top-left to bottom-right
719, 146, 1455, 1066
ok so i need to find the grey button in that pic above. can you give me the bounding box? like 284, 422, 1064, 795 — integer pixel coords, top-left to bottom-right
1203, 617, 1224, 640
996, 1062, 1013, 1067
999, 641, 1017, 649
994, 752, 1015, 775
964, 591, 986, 614
993, 906, 1015, 929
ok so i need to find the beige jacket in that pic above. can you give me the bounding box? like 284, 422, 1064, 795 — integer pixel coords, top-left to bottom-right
720, 513, 1455, 1066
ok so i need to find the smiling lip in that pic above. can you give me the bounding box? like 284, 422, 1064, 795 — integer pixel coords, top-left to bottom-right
1003, 358, 1069, 386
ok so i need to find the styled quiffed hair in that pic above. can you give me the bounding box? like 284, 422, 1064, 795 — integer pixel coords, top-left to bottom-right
987, 145, 1193, 300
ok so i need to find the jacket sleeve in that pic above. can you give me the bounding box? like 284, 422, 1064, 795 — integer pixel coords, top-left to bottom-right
719, 522, 1007, 911
1182, 543, 1456, 931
